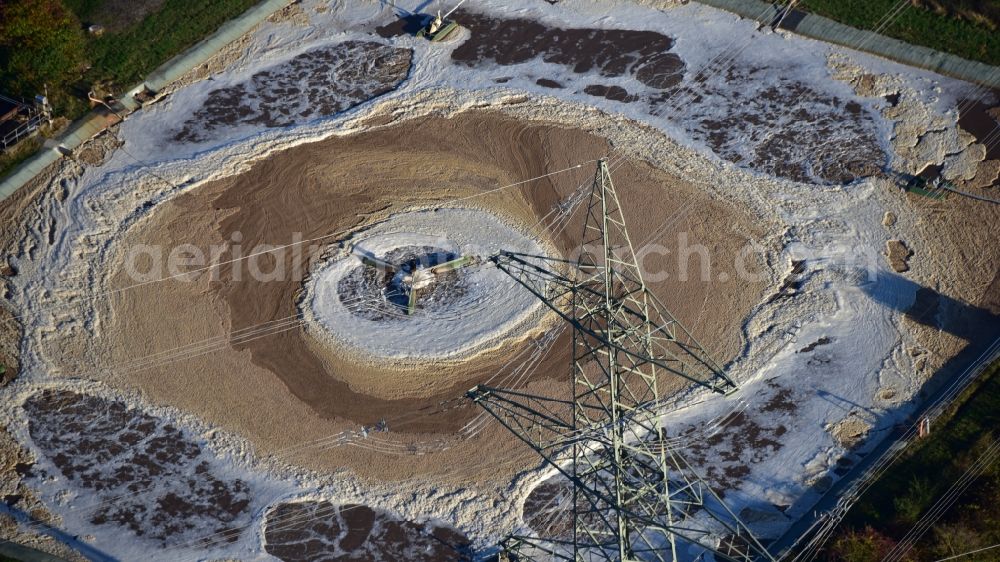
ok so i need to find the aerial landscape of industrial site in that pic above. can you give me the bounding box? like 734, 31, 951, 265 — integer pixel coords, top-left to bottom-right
0, 0, 998, 560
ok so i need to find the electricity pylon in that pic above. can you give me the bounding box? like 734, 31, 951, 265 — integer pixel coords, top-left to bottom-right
468, 160, 775, 562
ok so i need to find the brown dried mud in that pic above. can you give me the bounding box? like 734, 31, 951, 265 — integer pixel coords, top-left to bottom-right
690, 66, 885, 185
23, 390, 252, 547
173, 41, 412, 143
0, 423, 87, 562
450, 11, 685, 91
448, 12, 884, 185
955, 94, 1000, 189
264, 501, 472, 561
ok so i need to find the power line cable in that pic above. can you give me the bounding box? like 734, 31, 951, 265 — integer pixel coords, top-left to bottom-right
933, 542, 1000, 562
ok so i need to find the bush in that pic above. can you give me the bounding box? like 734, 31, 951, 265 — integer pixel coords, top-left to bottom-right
893, 476, 937, 524
830, 527, 910, 562
929, 522, 991, 560
0, 0, 87, 107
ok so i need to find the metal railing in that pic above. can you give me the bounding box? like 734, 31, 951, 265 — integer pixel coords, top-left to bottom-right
0, 94, 48, 152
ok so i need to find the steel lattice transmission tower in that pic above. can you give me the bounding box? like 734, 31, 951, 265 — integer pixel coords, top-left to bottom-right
468, 160, 775, 562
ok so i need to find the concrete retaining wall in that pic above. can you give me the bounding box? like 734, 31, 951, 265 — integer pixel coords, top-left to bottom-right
693, 0, 1000, 88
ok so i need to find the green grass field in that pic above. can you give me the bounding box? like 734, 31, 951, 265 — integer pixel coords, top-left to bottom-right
80, 0, 259, 90
797, 0, 1000, 66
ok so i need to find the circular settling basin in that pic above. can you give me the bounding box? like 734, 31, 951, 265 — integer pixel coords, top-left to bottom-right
94, 112, 769, 480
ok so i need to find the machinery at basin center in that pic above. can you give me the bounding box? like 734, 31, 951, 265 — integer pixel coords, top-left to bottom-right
416, 0, 466, 42
352, 246, 480, 315
468, 160, 776, 561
